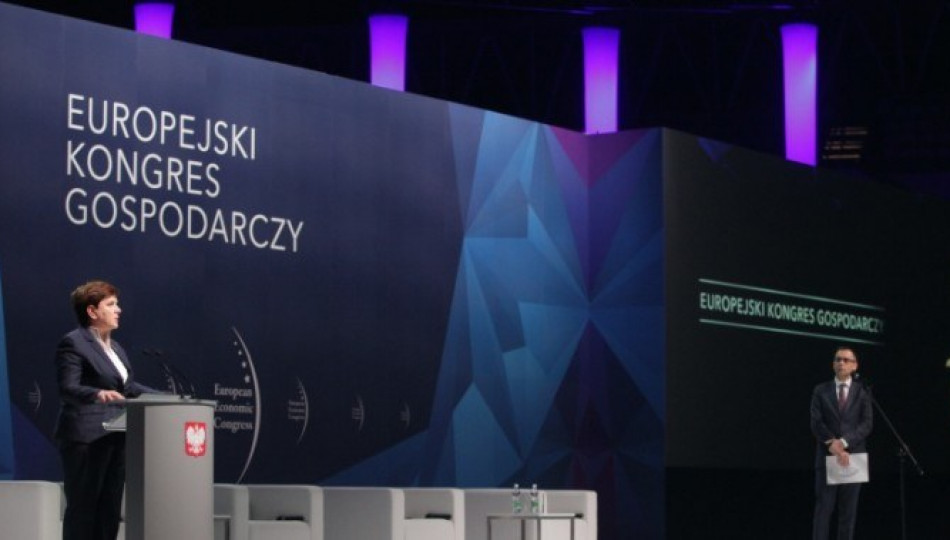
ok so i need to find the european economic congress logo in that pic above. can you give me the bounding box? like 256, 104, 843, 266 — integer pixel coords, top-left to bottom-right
212, 327, 261, 482
62, 93, 304, 253
288, 378, 309, 444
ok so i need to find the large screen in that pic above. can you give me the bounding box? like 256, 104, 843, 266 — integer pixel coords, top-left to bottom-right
664, 130, 950, 472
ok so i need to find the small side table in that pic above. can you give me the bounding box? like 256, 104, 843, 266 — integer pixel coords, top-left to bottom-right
487, 512, 578, 540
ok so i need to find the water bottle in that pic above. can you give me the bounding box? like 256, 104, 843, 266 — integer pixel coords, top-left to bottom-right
529, 483, 540, 514
512, 483, 523, 514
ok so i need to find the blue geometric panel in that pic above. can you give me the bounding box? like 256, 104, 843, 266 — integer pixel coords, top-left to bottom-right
430, 111, 665, 539
328, 112, 665, 540
452, 385, 523, 486
591, 305, 665, 419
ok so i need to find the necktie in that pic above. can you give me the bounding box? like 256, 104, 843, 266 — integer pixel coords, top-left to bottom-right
837, 383, 847, 411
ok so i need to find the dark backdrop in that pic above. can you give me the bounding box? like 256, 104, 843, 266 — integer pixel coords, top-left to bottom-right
664, 130, 950, 537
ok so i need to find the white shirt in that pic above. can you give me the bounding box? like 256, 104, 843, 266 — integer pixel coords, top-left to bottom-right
94, 331, 128, 383
835, 377, 852, 402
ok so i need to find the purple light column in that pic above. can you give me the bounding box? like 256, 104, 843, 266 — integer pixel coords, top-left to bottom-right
134, 2, 175, 39
369, 14, 409, 91
781, 23, 817, 166
583, 27, 620, 134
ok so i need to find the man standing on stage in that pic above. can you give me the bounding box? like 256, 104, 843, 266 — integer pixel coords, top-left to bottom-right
810, 345, 873, 540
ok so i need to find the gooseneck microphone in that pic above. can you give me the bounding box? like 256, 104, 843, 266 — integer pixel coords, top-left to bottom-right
143, 349, 174, 394
143, 348, 196, 399
165, 360, 197, 399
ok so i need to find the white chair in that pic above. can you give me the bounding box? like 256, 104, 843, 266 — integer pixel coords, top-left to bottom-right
0, 480, 62, 540
215, 484, 323, 540
540, 490, 597, 540
247, 485, 323, 540
403, 488, 464, 540
323, 487, 405, 540
214, 484, 250, 540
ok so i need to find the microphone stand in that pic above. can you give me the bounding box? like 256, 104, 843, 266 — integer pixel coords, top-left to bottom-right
162, 359, 197, 400
143, 349, 196, 400
860, 377, 923, 540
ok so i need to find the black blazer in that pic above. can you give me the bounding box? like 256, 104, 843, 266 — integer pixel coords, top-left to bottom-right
809, 378, 873, 466
53, 326, 157, 443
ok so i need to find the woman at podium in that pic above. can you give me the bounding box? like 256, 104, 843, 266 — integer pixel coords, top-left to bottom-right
53, 280, 160, 540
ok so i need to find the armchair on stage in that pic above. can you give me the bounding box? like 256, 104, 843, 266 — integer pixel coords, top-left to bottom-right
323, 487, 462, 540
404, 488, 465, 540
0, 480, 62, 540
214, 484, 323, 540
545, 490, 598, 540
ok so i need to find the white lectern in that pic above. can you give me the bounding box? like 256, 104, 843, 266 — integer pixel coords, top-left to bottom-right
116, 396, 217, 540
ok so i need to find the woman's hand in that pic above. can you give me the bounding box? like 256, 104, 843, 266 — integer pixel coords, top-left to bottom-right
96, 390, 125, 403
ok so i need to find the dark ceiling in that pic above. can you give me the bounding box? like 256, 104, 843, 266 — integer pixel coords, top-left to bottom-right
6, 0, 950, 182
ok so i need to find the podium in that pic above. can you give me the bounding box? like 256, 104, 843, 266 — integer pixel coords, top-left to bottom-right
112, 396, 217, 540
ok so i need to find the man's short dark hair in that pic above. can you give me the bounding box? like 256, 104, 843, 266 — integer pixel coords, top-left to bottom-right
835, 345, 857, 360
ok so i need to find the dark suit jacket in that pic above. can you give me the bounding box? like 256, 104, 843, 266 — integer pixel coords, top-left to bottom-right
54, 326, 156, 443
810, 378, 873, 467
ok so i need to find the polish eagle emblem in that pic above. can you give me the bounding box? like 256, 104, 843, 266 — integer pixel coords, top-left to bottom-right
184, 422, 208, 457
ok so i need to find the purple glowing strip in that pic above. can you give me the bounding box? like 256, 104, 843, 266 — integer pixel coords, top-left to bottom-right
583, 27, 619, 134
134, 3, 175, 39
369, 14, 408, 91
781, 23, 817, 166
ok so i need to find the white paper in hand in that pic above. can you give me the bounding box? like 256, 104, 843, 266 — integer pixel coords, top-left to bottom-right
826, 452, 869, 484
